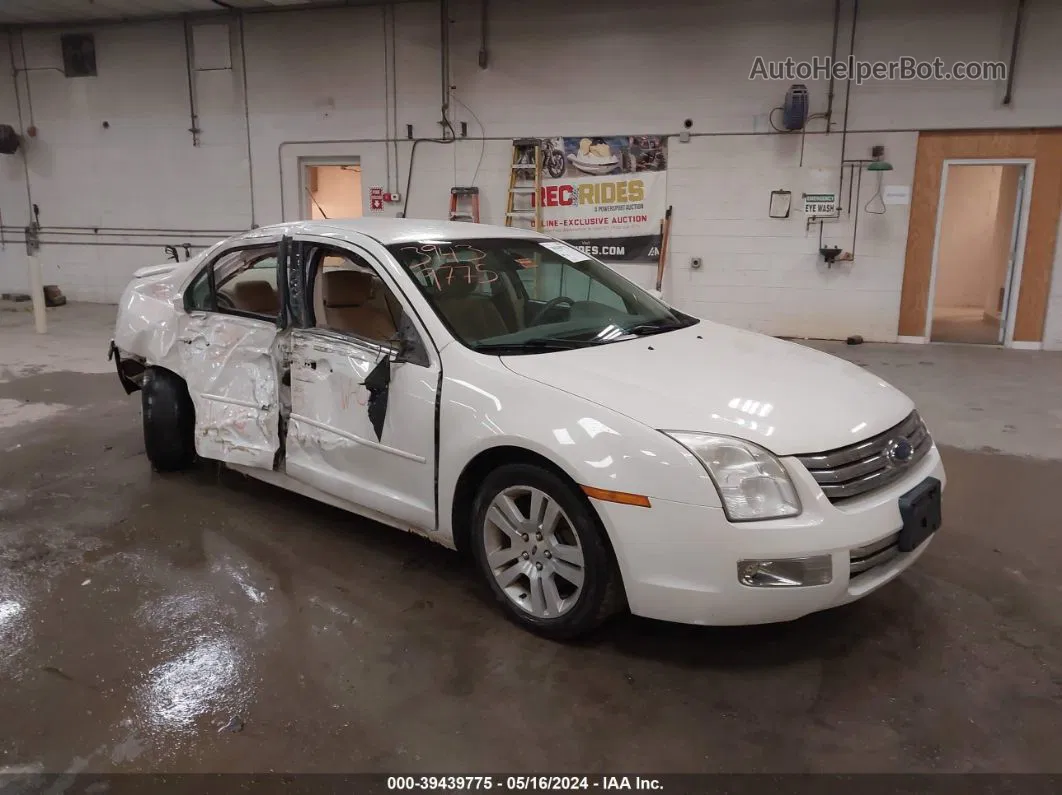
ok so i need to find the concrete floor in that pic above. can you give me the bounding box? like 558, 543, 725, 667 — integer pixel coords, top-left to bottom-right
2, 304, 1062, 774
930, 307, 1001, 346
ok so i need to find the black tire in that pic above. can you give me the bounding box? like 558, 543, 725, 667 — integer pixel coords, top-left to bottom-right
470, 463, 624, 640
142, 367, 197, 472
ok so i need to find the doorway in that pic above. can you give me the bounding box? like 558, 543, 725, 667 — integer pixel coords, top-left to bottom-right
302, 160, 363, 220
928, 161, 1029, 345
899, 130, 1062, 349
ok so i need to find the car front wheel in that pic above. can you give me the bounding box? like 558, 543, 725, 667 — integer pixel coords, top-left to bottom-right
142, 367, 196, 472
471, 463, 623, 640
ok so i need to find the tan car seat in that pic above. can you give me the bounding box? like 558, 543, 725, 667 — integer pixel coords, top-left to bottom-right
321, 270, 396, 341
231, 280, 279, 315
434, 274, 510, 341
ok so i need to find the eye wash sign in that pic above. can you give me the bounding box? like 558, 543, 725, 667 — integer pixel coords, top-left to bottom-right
803, 193, 837, 215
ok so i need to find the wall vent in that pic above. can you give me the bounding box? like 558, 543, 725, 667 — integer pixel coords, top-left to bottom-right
61, 33, 97, 77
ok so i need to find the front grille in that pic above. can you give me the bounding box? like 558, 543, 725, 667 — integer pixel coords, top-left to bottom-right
849, 532, 901, 576
795, 411, 932, 503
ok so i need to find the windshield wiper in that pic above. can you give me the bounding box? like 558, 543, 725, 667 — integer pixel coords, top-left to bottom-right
618, 318, 689, 337
472, 337, 593, 353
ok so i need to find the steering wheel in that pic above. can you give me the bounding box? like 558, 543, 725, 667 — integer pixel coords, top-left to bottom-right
215, 292, 236, 311
531, 296, 574, 326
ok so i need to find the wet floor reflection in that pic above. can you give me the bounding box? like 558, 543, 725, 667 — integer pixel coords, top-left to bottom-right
140, 636, 252, 735
0, 594, 30, 681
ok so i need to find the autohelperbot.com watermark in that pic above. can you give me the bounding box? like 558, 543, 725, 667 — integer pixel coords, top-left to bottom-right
749, 55, 1007, 84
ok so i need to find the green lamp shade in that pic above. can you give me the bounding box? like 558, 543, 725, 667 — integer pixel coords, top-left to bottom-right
867, 160, 894, 171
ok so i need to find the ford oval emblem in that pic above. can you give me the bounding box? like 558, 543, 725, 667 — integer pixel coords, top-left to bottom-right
885, 437, 914, 466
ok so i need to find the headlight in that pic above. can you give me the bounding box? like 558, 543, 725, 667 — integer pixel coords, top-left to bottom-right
664, 432, 802, 521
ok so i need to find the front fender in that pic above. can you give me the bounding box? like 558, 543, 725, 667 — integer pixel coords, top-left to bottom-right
436, 350, 719, 542
113, 258, 202, 371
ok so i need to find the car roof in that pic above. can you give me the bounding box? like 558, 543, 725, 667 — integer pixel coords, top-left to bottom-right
244, 218, 548, 246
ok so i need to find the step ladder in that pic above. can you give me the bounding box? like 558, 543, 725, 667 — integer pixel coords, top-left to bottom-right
505, 138, 542, 231
449, 186, 480, 223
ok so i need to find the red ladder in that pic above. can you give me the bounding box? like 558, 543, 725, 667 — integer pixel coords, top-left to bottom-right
449, 187, 480, 223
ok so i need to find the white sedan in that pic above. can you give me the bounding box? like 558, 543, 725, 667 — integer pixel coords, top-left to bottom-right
110, 219, 944, 639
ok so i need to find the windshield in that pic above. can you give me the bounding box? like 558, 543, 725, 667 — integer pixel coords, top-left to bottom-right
387, 237, 697, 353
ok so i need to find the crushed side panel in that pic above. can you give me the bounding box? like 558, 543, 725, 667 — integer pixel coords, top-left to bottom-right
177, 314, 281, 469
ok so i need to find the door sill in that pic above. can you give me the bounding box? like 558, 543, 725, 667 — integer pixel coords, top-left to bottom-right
226, 464, 449, 546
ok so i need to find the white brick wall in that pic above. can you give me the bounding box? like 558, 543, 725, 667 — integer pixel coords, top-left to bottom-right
1, 0, 1061, 347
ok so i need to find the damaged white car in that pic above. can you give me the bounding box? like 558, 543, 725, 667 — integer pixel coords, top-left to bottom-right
110, 219, 944, 639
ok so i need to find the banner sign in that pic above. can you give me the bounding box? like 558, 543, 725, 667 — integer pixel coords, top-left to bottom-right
524, 135, 668, 262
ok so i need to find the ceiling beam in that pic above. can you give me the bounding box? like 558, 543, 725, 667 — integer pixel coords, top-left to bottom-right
0, 0, 432, 31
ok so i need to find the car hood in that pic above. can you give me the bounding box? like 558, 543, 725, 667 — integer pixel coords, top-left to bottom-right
500, 321, 914, 456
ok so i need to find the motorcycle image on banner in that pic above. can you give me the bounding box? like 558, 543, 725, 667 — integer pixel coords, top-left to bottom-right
526, 135, 668, 262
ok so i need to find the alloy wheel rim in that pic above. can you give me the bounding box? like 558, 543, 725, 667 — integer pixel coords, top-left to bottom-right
483, 486, 586, 619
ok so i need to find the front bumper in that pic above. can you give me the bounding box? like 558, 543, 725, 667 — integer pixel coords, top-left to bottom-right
108, 339, 146, 395
593, 444, 946, 626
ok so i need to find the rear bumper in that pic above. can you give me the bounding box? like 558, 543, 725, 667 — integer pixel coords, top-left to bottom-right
591, 444, 946, 626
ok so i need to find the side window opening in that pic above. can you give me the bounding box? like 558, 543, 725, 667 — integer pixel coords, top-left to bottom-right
309, 248, 402, 344
185, 245, 280, 320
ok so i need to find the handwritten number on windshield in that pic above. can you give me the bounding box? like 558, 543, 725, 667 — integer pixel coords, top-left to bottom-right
400, 244, 497, 289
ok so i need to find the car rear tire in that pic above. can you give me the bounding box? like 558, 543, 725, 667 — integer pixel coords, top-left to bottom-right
471, 463, 623, 640
142, 367, 196, 472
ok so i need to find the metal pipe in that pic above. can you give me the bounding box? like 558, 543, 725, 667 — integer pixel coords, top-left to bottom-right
0, 228, 235, 238
1002, 0, 1025, 106
18, 32, 36, 130
850, 164, 863, 255
3, 238, 213, 249
7, 31, 45, 331
825, 0, 841, 126
846, 162, 855, 212
686, 124, 999, 137
182, 16, 201, 146
22, 225, 241, 233
837, 0, 858, 201
439, 0, 451, 133
238, 14, 257, 226
7, 31, 33, 221
390, 4, 399, 190
382, 6, 392, 192
402, 137, 455, 217
478, 0, 489, 70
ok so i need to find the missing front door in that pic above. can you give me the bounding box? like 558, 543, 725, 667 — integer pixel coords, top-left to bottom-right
929, 162, 1028, 345
303, 162, 363, 220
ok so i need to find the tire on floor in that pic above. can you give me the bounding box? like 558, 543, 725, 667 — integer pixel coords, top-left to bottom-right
142, 366, 197, 472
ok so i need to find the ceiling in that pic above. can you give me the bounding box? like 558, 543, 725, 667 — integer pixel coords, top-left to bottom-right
0, 0, 333, 26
